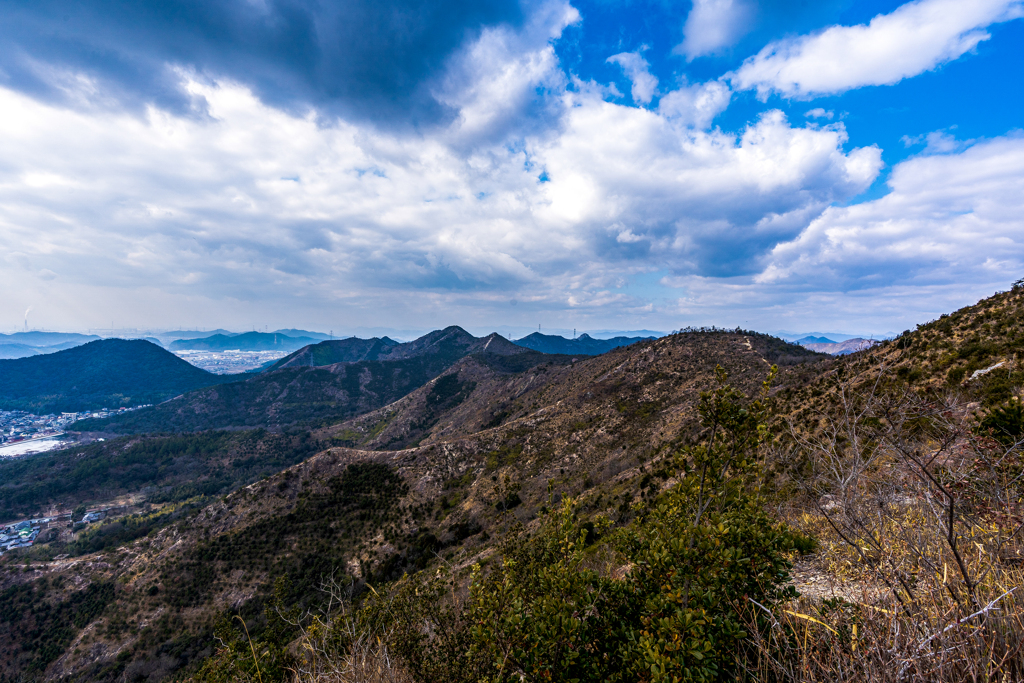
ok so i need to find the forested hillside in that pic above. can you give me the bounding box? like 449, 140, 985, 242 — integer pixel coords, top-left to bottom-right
0, 339, 228, 412
0, 430, 323, 522
266, 336, 400, 369
76, 330, 540, 434
2, 288, 1024, 682
0, 329, 826, 681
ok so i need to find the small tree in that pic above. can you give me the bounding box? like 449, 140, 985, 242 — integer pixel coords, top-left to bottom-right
616, 365, 797, 682
467, 500, 634, 682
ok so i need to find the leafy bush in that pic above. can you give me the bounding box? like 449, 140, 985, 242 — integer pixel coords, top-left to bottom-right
979, 397, 1024, 446
609, 366, 797, 682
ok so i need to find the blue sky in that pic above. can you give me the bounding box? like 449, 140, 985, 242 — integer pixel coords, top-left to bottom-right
0, 0, 1022, 337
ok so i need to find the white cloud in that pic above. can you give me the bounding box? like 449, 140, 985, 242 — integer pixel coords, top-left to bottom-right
657, 80, 732, 129
804, 108, 834, 120
900, 129, 971, 154
756, 134, 1024, 290
0, 0, 887, 333
732, 0, 1024, 98
436, 0, 580, 145
606, 51, 659, 105
677, 0, 754, 60
538, 107, 880, 255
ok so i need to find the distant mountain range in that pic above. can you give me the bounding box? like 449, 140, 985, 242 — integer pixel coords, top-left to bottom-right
0, 331, 100, 347
154, 328, 236, 343
0, 332, 103, 360
271, 329, 334, 340
266, 326, 526, 371
800, 338, 880, 356
511, 332, 654, 355
75, 327, 537, 433
790, 334, 881, 355
168, 331, 321, 352
154, 328, 331, 344
0, 339, 229, 412
793, 335, 836, 345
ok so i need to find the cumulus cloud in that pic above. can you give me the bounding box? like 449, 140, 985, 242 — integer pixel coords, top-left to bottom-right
677, 0, 754, 60
606, 50, 659, 105
756, 134, 1024, 290
0, 63, 880, 330
538, 105, 880, 276
435, 1, 579, 145
732, 0, 1024, 98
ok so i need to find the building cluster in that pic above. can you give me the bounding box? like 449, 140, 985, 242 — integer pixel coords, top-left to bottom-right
0, 518, 46, 553
0, 509, 111, 556
0, 410, 78, 445
0, 406, 153, 448
174, 349, 287, 374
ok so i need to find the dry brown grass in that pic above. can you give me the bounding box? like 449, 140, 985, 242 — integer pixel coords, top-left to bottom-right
749, 365, 1024, 681
746, 514, 1024, 681
292, 615, 414, 683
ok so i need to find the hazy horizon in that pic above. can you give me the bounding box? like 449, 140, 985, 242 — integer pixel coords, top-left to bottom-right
0, 323, 888, 344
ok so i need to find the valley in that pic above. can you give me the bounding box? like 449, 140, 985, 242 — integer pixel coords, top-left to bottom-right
0, 287, 1022, 682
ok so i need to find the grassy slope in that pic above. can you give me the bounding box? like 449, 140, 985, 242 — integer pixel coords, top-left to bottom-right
877, 284, 1024, 403
774, 285, 1024, 432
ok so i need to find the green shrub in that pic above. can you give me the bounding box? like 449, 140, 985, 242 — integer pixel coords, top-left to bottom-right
979, 397, 1024, 446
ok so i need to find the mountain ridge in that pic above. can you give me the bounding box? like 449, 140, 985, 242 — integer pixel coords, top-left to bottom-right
168, 331, 320, 352
267, 326, 527, 372
512, 331, 653, 355
73, 328, 537, 433
801, 337, 879, 355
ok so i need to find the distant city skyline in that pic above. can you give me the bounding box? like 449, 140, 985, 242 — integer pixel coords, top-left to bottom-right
1, 0, 1022, 335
